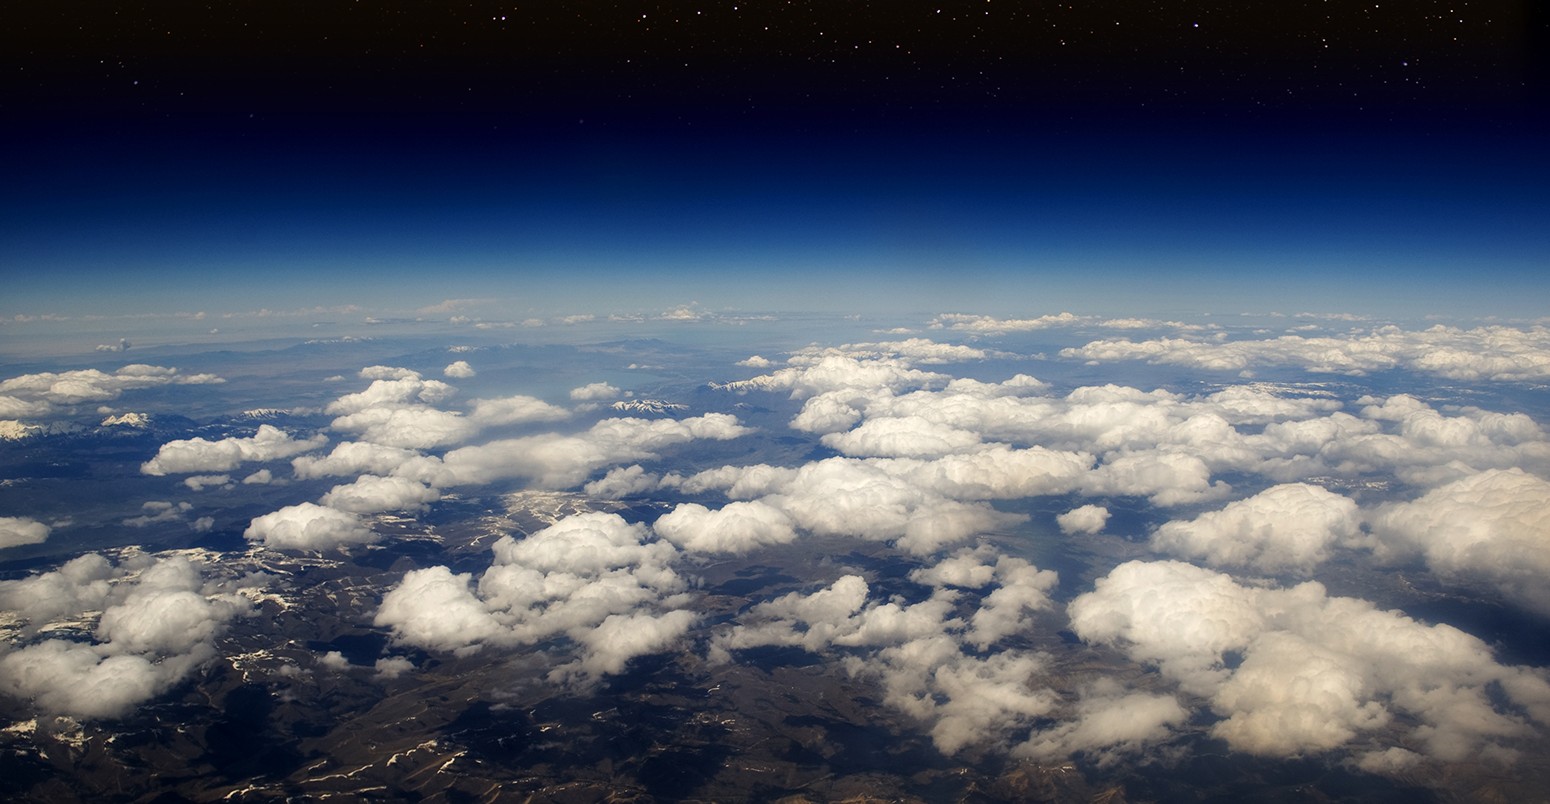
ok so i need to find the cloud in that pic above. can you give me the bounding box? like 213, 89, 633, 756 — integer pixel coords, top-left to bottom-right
820, 415, 983, 458
122, 500, 197, 528
714, 354, 949, 398
892, 446, 1093, 500
1056, 505, 1110, 535
375, 513, 692, 685
328, 405, 473, 450
358, 366, 423, 381
653, 500, 798, 554
179, 474, 230, 492
748, 457, 1022, 555
0, 365, 223, 420
291, 441, 428, 479
141, 425, 328, 476
1083, 450, 1231, 507
1068, 560, 1550, 761
374, 656, 414, 678
467, 395, 570, 427
443, 360, 476, 378
244, 502, 377, 551
1150, 483, 1360, 573
0, 516, 50, 548
583, 464, 661, 498
570, 382, 622, 402
715, 550, 1067, 756
0, 553, 114, 626
439, 413, 750, 488
1062, 324, 1550, 382
1017, 679, 1188, 765
319, 475, 440, 514
929, 312, 1088, 334
565, 609, 697, 681
372, 566, 505, 653
1369, 468, 1550, 616
793, 338, 993, 366
0, 554, 260, 719
323, 375, 473, 449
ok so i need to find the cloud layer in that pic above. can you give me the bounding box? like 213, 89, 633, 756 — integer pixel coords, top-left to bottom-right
0, 553, 261, 719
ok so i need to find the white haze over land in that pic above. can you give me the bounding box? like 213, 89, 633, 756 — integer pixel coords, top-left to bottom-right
2, 310, 1550, 797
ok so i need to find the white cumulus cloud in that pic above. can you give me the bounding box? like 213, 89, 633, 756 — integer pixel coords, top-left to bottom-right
0, 554, 261, 719
0, 516, 50, 548
141, 425, 327, 476
1068, 560, 1550, 761
1150, 483, 1361, 573
1369, 468, 1550, 616
244, 502, 377, 551
1057, 504, 1110, 535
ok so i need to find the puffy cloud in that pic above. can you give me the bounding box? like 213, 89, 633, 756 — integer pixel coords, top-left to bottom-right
1150, 483, 1360, 573
182, 474, 231, 491
653, 501, 798, 554
122, 500, 196, 528
564, 609, 697, 681
291, 441, 427, 479
859, 641, 1055, 755
319, 475, 440, 514
373, 566, 505, 653
1069, 561, 1266, 696
717, 553, 1068, 757
374, 656, 414, 678
1018, 680, 1188, 765
439, 413, 750, 488
242, 468, 273, 485
318, 650, 350, 670
1369, 468, 1550, 615
328, 405, 473, 450
0, 642, 191, 720
820, 415, 982, 458
789, 389, 872, 434
0, 516, 49, 548
1056, 505, 1109, 535
961, 557, 1059, 651
0, 553, 115, 627
751, 457, 1021, 555
141, 424, 328, 475
0, 365, 223, 420
791, 338, 992, 366
717, 575, 958, 654
1200, 385, 1343, 425
376, 513, 692, 685
324, 376, 472, 449
443, 360, 476, 378
714, 354, 948, 398
0, 554, 260, 719
1062, 325, 1550, 382
892, 446, 1093, 500
1083, 450, 1230, 507
929, 311, 1087, 334
583, 465, 661, 498
244, 502, 377, 551
1068, 560, 1550, 760
358, 365, 422, 381
467, 394, 570, 427
569, 382, 621, 402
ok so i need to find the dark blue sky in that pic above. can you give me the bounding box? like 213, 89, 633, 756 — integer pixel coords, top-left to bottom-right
4, 2, 1547, 319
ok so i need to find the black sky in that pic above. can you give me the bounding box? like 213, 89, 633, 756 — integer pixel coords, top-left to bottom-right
6, 2, 1545, 150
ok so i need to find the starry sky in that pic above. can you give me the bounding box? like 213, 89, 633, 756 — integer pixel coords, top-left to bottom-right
4, 2, 1547, 320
